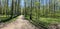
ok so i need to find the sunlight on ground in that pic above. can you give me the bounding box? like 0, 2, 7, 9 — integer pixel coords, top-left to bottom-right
40, 17, 60, 23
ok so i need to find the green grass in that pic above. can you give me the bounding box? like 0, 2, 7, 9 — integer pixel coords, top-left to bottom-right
38, 17, 60, 27
0, 17, 8, 20
25, 16, 60, 28
40, 17, 60, 23
26, 17, 60, 23
0, 17, 7, 20
0, 15, 18, 24
0, 15, 11, 21
25, 15, 60, 23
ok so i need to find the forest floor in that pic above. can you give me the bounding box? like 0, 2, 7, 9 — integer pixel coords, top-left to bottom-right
0, 15, 40, 29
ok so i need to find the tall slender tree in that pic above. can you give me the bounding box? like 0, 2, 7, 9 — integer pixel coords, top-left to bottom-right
17, 0, 20, 15
7, 0, 9, 16
18, 0, 21, 14
10, 0, 14, 18
0, 0, 2, 14
30, 0, 32, 20
24, 0, 26, 16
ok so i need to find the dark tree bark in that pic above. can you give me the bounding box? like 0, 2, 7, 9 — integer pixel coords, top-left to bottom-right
10, 0, 14, 18
30, 0, 32, 20
53, 0, 56, 18
17, 0, 21, 15
24, 1, 26, 17
7, 0, 9, 16
15, 0, 17, 15
0, 0, 2, 14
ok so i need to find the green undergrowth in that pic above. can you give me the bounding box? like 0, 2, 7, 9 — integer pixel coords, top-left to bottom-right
40, 17, 60, 23
25, 16, 60, 28
0, 15, 19, 24
4, 16, 19, 24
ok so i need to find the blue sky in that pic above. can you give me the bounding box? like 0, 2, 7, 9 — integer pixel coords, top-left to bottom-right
8, 0, 49, 7
21, 0, 24, 7
41, 0, 49, 5
8, 0, 24, 7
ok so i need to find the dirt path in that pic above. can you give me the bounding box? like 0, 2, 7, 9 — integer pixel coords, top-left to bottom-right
0, 15, 39, 29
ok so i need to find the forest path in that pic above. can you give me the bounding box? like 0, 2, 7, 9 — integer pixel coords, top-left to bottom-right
0, 15, 39, 29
